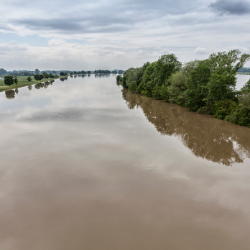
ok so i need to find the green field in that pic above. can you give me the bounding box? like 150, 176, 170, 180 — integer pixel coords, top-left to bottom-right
236, 72, 250, 75
0, 76, 60, 92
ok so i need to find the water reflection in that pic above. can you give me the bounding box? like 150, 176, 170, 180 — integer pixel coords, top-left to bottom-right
28, 85, 32, 91
5, 89, 15, 99
60, 77, 68, 81
122, 89, 250, 166
95, 73, 111, 78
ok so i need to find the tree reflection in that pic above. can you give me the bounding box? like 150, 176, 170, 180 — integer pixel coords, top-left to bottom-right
122, 89, 250, 166
35, 83, 44, 89
60, 77, 68, 81
5, 90, 15, 99
28, 85, 32, 91
95, 73, 110, 78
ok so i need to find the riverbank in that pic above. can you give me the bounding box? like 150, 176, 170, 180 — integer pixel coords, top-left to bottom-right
0, 76, 62, 92
118, 50, 250, 128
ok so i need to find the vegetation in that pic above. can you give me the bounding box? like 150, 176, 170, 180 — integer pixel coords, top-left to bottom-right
117, 50, 250, 127
4, 76, 14, 86
0, 75, 59, 92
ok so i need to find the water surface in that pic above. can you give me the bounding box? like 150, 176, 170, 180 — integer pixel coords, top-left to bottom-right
0, 75, 250, 250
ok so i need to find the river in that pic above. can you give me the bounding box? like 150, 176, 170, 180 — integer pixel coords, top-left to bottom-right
0, 74, 250, 250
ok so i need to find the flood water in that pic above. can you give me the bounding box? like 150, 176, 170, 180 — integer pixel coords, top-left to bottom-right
1, 75, 250, 250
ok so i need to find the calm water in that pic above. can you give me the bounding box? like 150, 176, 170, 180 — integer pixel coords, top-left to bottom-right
0, 75, 250, 250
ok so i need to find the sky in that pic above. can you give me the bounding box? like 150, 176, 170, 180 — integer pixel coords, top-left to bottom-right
0, 0, 250, 70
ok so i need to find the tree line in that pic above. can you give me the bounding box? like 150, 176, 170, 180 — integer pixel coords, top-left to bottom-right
117, 50, 250, 127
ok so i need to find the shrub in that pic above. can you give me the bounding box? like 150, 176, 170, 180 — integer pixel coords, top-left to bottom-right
226, 107, 250, 127
239, 92, 250, 109
152, 85, 162, 99
136, 82, 144, 94
213, 99, 237, 120
159, 85, 169, 102
128, 81, 137, 93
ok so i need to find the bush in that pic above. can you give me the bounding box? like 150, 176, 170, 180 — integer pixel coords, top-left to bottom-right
128, 81, 137, 93
213, 99, 237, 120
159, 85, 169, 101
226, 107, 250, 127
239, 92, 250, 108
152, 85, 162, 99
136, 82, 144, 94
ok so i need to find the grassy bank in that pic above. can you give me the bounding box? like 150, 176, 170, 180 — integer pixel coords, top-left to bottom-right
0, 76, 61, 92
237, 72, 250, 75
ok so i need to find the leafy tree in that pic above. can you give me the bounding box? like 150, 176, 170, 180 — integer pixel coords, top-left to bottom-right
27, 76, 32, 82
152, 54, 182, 87
4, 75, 14, 86
128, 81, 137, 93
39, 75, 44, 80
34, 74, 40, 81
43, 72, 49, 79
205, 50, 250, 106
14, 77, 18, 84
167, 71, 187, 105
35, 68, 40, 74
185, 63, 211, 112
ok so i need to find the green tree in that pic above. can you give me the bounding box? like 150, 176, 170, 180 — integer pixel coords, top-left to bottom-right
185, 63, 211, 112
4, 75, 14, 86
128, 81, 137, 93
27, 76, 32, 82
14, 77, 18, 84
152, 54, 182, 87
167, 71, 187, 105
43, 72, 49, 79
34, 74, 40, 81
205, 50, 250, 106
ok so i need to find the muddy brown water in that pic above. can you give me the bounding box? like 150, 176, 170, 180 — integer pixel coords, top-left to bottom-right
0, 75, 250, 250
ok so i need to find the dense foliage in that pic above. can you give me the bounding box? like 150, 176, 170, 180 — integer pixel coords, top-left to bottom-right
4, 75, 14, 86
117, 50, 250, 127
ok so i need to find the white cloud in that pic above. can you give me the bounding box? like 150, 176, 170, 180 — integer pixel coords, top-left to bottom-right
194, 47, 208, 54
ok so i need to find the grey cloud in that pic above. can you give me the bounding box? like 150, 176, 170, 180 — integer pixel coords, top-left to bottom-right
9, 0, 195, 34
15, 18, 131, 34
210, 0, 250, 15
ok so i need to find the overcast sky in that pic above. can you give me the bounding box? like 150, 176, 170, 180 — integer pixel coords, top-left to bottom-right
0, 0, 250, 70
